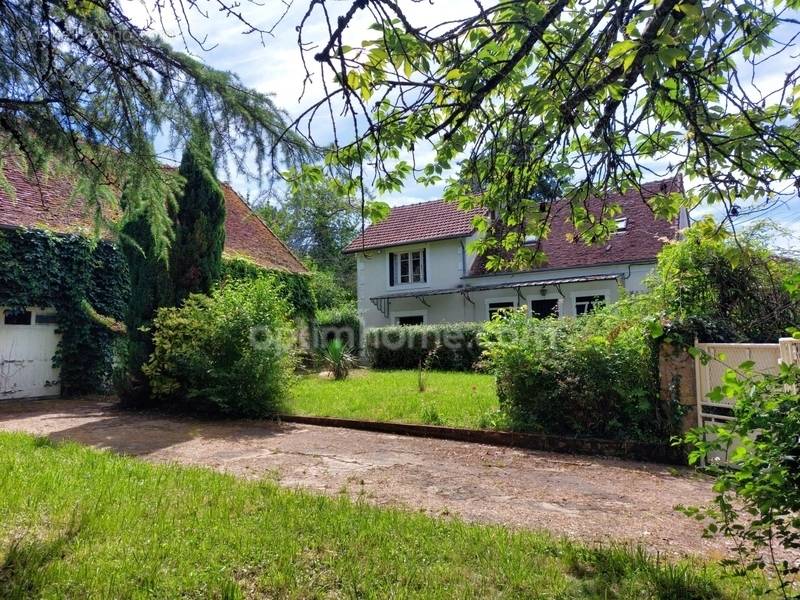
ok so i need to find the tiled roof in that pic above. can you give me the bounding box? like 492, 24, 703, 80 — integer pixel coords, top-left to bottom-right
221, 185, 307, 273
341, 176, 683, 271
0, 157, 306, 273
342, 199, 486, 253
468, 177, 683, 276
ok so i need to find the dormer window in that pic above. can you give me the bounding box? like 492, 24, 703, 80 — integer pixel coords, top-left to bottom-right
389, 249, 427, 286
613, 217, 628, 232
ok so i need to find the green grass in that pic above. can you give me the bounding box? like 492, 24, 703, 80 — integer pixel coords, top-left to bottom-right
286, 370, 503, 429
0, 432, 749, 599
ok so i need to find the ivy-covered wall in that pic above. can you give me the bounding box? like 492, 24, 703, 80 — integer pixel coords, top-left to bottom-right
220, 255, 317, 322
0, 232, 312, 397
0, 228, 129, 395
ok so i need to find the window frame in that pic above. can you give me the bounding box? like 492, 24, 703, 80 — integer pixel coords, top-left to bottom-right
392, 310, 427, 326
388, 246, 428, 288
3, 308, 32, 326
530, 297, 560, 319
572, 292, 607, 316
485, 297, 517, 321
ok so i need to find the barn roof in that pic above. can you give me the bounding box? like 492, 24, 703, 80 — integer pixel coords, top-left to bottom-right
0, 157, 306, 273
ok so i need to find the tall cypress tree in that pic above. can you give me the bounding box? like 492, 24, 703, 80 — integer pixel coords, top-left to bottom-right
171, 127, 226, 304
118, 189, 174, 405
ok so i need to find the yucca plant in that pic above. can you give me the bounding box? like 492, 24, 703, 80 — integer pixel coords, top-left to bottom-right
319, 339, 356, 380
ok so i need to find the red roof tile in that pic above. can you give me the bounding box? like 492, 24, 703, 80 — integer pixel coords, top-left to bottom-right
0, 157, 306, 273
468, 177, 683, 276
221, 185, 307, 273
342, 177, 683, 271
343, 199, 486, 253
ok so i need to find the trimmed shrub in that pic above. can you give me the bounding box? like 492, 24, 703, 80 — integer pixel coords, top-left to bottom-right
366, 323, 483, 371
315, 305, 361, 351
143, 278, 294, 417
480, 299, 674, 442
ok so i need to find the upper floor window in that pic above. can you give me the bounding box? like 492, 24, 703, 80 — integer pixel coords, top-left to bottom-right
389, 249, 426, 286
613, 217, 628, 232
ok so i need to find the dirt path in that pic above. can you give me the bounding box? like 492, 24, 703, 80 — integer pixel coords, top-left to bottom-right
0, 398, 730, 557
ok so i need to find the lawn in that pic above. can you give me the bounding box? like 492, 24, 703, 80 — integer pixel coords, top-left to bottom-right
0, 432, 748, 599
286, 369, 502, 429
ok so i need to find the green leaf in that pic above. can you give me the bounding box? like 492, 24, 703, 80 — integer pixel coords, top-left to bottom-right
738, 360, 755, 372
608, 40, 639, 59
622, 51, 638, 72
658, 47, 687, 68
364, 201, 390, 223
648, 320, 664, 339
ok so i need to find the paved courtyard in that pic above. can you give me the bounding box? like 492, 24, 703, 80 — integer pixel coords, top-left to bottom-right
0, 398, 731, 557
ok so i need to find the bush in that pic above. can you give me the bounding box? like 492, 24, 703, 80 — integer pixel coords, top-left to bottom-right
309, 269, 355, 311
648, 220, 800, 343
315, 305, 361, 351
220, 255, 317, 322
480, 299, 675, 441
317, 339, 356, 380
143, 278, 295, 417
679, 274, 800, 594
366, 323, 483, 371
681, 357, 800, 594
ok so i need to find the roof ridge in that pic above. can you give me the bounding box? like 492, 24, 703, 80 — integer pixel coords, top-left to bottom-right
391, 197, 451, 208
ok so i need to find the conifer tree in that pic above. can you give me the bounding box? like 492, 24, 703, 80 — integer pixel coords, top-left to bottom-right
171, 128, 226, 304
118, 188, 174, 405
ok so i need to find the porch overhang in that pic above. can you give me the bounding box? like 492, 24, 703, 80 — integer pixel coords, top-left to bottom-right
369, 273, 622, 317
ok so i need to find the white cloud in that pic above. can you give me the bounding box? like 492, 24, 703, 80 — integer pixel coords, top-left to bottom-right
131, 0, 800, 231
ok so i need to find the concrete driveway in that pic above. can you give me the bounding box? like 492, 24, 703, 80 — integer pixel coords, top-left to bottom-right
0, 398, 730, 557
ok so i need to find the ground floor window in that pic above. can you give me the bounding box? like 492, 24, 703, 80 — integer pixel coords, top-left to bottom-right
530, 298, 559, 319
574, 294, 606, 315
395, 315, 424, 326
487, 300, 516, 320
3, 309, 32, 325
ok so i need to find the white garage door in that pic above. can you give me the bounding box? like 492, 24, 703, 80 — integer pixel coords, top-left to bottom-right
0, 307, 61, 399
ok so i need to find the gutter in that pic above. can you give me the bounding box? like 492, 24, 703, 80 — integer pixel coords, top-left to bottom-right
462, 259, 657, 280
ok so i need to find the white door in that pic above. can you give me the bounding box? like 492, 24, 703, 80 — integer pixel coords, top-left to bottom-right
0, 307, 61, 399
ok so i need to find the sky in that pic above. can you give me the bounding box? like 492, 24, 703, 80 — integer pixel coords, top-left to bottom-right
127, 0, 800, 250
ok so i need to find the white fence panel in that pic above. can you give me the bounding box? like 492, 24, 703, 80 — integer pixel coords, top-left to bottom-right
694, 342, 782, 465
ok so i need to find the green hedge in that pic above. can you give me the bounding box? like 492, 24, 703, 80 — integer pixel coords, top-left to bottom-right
315, 305, 361, 350
143, 278, 294, 417
366, 323, 483, 371
480, 303, 673, 442
220, 255, 316, 321
0, 228, 129, 395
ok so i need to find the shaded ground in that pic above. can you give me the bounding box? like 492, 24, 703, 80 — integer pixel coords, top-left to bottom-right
0, 397, 731, 558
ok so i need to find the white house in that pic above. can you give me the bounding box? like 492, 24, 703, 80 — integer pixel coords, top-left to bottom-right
344, 177, 688, 329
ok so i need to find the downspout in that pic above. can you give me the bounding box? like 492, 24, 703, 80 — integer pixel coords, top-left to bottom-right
459, 239, 468, 320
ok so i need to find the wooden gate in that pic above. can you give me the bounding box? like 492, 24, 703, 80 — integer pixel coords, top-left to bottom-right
0, 307, 61, 400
